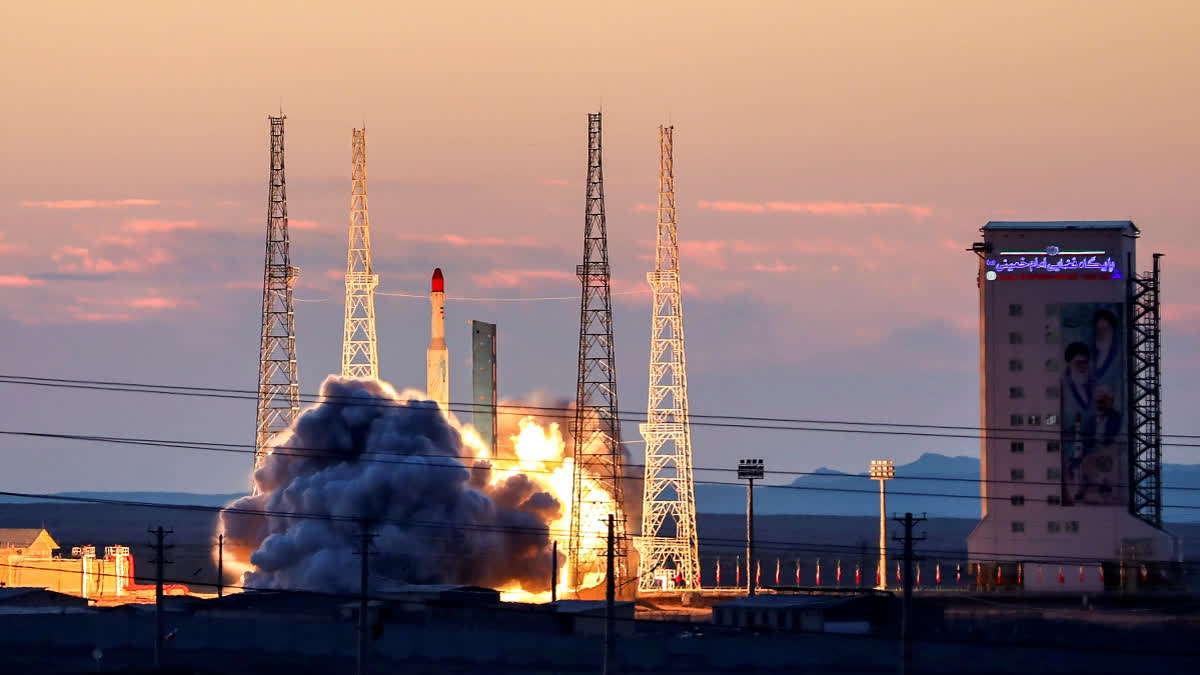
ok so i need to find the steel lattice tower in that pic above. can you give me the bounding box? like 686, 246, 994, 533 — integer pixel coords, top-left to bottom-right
254, 115, 301, 484
569, 112, 628, 592
341, 128, 380, 379
636, 125, 700, 592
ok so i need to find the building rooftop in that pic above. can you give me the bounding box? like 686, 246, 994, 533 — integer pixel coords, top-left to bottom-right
0, 528, 54, 549
983, 220, 1138, 234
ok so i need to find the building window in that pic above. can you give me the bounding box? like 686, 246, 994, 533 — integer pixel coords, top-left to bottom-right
1008, 304, 1024, 317
1045, 359, 1060, 372
1047, 521, 1061, 533
1047, 441, 1060, 453
1010, 415, 1024, 426
1065, 521, 1080, 533
1027, 415, 1041, 425
1009, 332, 1024, 345
1009, 359, 1024, 372
1047, 495, 1062, 505
1011, 521, 1025, 533
1046, 386, 1060, 399
1009, 387, 1025, 399
1045, 303, 1059, 317
1011, 469, 1025, 481
1045, 414, 1058, 425
1010, 495, 1025, 506
1047, 468, 1061, 480
1010, 441, 1025, 453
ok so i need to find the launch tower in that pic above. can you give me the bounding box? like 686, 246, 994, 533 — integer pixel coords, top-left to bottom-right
254, 114, 301, 482
568, 112, 628, 592
636, 125, 700, 592
341, 128, 380, 379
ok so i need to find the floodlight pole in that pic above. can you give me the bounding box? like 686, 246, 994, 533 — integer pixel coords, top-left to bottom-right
870, 459, 895, 590
738, 459, 764, 597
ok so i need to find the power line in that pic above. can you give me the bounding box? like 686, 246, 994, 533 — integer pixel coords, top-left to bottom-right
3, 426, 1199, 500
5, 373, 1200, 443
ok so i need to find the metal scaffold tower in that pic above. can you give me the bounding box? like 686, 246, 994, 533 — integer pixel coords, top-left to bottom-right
254, 115, 301, 483
569, 112, 628, 592
341, 128, 380, 379
1128, 253, 1163, 528
636, 125, 700, 592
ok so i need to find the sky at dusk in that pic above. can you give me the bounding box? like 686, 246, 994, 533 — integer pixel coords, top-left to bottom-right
1, 1, 1199, 497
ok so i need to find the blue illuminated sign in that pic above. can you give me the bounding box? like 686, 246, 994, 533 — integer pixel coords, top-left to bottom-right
984, 246, 1121, 281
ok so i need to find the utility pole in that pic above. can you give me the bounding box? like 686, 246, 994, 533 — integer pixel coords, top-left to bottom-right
893, 512, 926, 675
353, 518, 376, 675
604, 514, 615, 675
738, 459, 764, 596
217, 533, 224, 598
551, 540, 558, 603
148, 526, 173, 670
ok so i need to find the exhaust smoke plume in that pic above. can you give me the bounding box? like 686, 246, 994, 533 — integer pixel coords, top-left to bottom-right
221, 376, 565, 594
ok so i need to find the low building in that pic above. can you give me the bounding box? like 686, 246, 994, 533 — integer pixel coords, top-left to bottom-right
712, 594, 887, 634
1, 528, 138, 600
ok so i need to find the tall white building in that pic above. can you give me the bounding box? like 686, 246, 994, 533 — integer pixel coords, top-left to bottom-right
967, 221, 1178, 591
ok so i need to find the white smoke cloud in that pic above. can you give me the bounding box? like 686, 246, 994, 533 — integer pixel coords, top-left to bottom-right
220, 376, 562, 594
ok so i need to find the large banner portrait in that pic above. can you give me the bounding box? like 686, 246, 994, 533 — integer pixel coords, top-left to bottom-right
1059, 302, 1127, 506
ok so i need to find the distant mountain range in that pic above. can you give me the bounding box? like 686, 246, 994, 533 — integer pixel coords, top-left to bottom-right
3, 453, 1197, 522
694, 453, 1200, 523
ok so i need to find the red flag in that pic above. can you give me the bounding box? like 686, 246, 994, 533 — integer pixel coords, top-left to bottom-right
775, 558, 780, 586
1098, 565, 1104, 584
1079, 566, 1085, 583
955, 564, 961, 585
916, 565, 921, 586
836, 560, 842, 585
1058, 567, 1065, 584
935, 563, 941, 585
875, 566, 881, 587
896, 562, 901, 583
996, 564, 1001, 584
755, 559, 761, 586
795, 560, 800, 585
1140, 564, 1148, 582
815, 560, 822, 586
715, 558, 721, 586
855, 564, 862, 586
736, 556, 741, 586
1017, 564, 1022, 586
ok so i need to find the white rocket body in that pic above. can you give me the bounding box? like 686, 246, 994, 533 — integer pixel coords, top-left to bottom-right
427, 268, 449, 407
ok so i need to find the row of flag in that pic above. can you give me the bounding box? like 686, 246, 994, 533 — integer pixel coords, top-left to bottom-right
708, 558, 1156, 587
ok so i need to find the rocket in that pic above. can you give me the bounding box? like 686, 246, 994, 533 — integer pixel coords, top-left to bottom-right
427, 268, 448, 408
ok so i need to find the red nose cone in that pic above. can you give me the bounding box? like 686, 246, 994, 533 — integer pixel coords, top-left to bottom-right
431, 268, 444, 293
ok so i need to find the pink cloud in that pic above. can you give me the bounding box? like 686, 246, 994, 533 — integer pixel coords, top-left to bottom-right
765, 201, 933, 219
697, 199, 932, 219
750, 261, 799, 273
20, 198, 160, 210
0, 275, 45, 287
397, 233, 550, 249
541, 179, 569, 186
121, 219, 199, 233
52, 245, 173, 275
733, 240, 768, 254
679, 240, 730, 270
471, 268, 574, 289
97, 235, 139, 247
697, 200, 766, 213
631, 204, 656, 213
75, 294, 183, 311
71, 312, 134, 322
289, 219, 322, 230
324, 268, 344, 280
0, 233, 29, 255
792, 239, 862, 257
